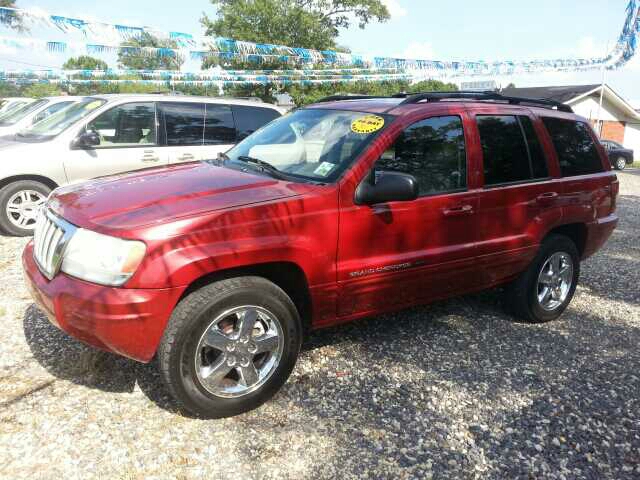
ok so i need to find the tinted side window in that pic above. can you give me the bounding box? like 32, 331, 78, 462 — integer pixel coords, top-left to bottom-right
377, 115, 466, 196
519, 116, 549, 179
542, 118, 603, 176
477, 115, 531, 185
232, 105, 281, 140
204, 104, 236, 144
162, 102, 205, 146
88, 102, 156, 147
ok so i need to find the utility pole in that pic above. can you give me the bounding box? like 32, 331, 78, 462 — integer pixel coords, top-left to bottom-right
596, 40, 610, 137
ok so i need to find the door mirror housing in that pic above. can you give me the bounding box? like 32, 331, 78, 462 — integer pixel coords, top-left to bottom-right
355, 171, 419, 205
72, 130, 100, 149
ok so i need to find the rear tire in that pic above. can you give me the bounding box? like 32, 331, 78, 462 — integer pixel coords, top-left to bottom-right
505, 235, 580, 323
0, 180, 50, 236
615, 157, 627, 170
157, 276, 302, 418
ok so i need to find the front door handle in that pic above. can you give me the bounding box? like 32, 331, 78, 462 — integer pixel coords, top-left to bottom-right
178, 153, 195, 162
141, 150, 160, 162
442, 204, 474, 217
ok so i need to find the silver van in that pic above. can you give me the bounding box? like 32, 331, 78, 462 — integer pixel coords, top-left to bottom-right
0, 94, 284, 235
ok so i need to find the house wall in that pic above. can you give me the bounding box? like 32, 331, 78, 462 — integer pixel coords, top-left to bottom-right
625, 123, 640, 160
571, 94, 639, 157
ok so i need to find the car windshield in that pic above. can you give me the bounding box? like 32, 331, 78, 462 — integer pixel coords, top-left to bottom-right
16, 98, 106, 141
0, 99, 48, 126
220, 108, 392, 182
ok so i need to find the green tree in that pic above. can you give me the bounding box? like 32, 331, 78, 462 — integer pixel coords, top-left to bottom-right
118, 33, 185, 70
202, 0, 390, 50
23, 83, 64, 98
62, 56, 109, 70
0, 0, 25, 31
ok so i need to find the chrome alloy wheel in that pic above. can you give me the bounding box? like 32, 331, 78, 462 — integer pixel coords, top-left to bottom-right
616, 157, 626, 170
6, 190, 46, 230
194, 306, 284, 398
537, 252, 574, 311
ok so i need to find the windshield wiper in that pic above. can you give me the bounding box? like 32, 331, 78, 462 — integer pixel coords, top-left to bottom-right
236, 155, 290, 181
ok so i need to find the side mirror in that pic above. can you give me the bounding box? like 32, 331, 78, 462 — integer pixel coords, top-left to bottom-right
355, 171, 419, 205
71, 130, 100, 149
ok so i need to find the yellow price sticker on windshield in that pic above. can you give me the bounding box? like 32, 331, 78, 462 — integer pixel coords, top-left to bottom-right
351, 115, 385, 134
84, 101, 102, 111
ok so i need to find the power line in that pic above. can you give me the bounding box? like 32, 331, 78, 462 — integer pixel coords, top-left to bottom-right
1, 58, 60, 69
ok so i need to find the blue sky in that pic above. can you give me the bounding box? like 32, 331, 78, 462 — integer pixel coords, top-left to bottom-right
2, 0, 639, 103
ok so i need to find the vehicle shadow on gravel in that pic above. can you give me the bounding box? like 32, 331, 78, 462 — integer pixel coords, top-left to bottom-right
22, 304, 179, 413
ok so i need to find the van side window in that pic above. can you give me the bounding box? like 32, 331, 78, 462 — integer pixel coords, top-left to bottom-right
478, 115, 548, 186
542, 118, 603, 176
232, 105, 281, 140
162, 103, 205, 146
377, 115, 467, 196
88, 102, 156, 147
204, 104, 236, 144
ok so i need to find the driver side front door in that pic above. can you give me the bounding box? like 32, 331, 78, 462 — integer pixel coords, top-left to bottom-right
336, 113, 481, 318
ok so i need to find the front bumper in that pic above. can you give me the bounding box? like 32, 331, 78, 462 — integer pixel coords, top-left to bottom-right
22, 241, 186, 363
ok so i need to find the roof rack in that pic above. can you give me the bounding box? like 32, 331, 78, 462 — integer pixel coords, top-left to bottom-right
315, 91, 573, 113
315, 94, 383, 103
394, 91, 574, 113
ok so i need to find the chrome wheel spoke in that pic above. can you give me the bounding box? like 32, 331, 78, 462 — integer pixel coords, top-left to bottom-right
200, 357, 233, 387
254, 333, 279, 354
239, 363, 259, 386
537, 252, 574, 311
539, 272, 554, 285
237, 308, 258, 338
539, 287, 552, 305
204, 328, 233, 351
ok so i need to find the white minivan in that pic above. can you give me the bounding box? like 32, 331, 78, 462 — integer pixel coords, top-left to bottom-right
0, 94, 285, 236
0, 96, 79, 137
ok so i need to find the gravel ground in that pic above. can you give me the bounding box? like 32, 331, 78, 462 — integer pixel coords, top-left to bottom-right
1, 171, 640, 479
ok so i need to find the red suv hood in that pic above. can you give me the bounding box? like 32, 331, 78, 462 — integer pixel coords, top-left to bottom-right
50, 162, 302, 231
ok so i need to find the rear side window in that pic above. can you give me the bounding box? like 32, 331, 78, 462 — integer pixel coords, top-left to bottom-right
542, 118, 603, 176
232, 105, 281, 140
162, 102, 205, 146
477, 115, 548, 186
204, 104, 236, 144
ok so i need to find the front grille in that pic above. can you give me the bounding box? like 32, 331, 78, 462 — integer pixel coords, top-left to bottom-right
33, 209, 75, 280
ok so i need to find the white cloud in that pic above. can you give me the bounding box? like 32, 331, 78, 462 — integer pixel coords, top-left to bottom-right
576, 36, 608, 59
399, 41, 434, 60
381, 0, 407, 18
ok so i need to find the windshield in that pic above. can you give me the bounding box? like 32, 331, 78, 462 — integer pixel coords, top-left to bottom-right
17, 98, 106, 140
222, 108, 392, 182
0, 99, 48, 126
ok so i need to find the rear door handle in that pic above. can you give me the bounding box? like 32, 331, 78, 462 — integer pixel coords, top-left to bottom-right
141, 150, 160, 162
536, 192, 559, 205
178, 153, 195, 162
442, 204, 474, 217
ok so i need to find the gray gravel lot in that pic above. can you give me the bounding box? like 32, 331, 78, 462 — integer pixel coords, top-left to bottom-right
1, 171, 639, 479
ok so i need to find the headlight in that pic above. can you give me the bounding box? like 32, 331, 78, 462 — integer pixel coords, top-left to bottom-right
61, 228, 146, 286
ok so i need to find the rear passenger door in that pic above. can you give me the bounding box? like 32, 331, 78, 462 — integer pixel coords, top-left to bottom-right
472, 112, 563, 285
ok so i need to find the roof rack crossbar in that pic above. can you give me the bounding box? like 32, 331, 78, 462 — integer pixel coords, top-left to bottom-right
396, 91, 573, 113
315, 94, 385, 103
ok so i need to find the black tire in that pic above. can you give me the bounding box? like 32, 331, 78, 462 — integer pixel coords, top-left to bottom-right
615, 157, 627, 171
505, 234, 580, 323
157, 276, 302, 418
0, 180, 51, 236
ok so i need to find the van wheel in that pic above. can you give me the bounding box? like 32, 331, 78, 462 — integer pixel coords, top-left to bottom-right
505, 235, 580, 323
157, 276, 302, 418
615, 157, 626, 170
0, 180, 50, 236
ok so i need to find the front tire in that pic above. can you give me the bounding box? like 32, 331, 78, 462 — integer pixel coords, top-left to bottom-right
506, 235, 580, 323
615, 157, 627, 170
158, 276, 302, 418
0, 180, 50, 236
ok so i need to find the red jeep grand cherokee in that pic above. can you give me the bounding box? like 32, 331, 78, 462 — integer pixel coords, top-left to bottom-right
23, 92, 618, 417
